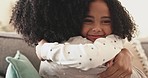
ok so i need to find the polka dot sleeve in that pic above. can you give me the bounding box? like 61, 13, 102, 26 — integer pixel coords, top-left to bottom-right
37, 35, 124, 70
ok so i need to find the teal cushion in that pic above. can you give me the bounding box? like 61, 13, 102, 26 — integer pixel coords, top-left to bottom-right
5, 51, 41, 78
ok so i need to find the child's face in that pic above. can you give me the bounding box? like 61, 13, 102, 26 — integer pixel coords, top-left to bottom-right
81, 0, 112, 42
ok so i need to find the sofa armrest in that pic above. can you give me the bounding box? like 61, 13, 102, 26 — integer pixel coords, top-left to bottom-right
139, 37, 148, 56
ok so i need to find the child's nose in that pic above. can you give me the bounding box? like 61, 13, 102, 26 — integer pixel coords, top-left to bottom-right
92, 24, 102, 32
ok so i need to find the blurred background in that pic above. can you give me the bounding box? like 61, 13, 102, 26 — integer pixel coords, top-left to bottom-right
120, 0, 148, 38
0, 0, 148, 38
0, 0, 17, 32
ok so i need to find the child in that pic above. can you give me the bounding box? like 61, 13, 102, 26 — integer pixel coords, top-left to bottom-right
10, 0, 146, 78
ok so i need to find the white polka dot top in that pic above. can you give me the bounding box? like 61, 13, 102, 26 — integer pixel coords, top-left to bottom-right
36, 34, 124, 70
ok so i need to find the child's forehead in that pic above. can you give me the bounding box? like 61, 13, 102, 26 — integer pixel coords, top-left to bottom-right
86, 0, 110, 17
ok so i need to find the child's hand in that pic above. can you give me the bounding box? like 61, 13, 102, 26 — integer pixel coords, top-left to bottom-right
36, 39, 48, 60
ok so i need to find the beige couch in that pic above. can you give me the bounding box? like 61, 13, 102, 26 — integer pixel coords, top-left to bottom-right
0, 32, 148, 78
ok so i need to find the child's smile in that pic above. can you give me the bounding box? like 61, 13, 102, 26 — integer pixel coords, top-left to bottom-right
81, 0, 112, 42
87, 34, 105, 42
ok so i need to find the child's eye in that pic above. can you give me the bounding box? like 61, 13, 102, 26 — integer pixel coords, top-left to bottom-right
83, 19, 93, 25
101, 20, 111, 25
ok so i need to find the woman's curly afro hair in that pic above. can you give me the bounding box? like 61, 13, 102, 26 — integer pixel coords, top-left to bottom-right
10, 0, 137, 45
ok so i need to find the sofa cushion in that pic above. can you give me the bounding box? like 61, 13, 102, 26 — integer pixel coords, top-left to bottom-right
0, 32, 40, 76
124, 39, 148, 77
139, 37, 148, 57
5, 51, 41, 78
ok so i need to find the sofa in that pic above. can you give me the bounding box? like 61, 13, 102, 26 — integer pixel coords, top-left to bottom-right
0, 32, 148, 78
0, 32, 40, 78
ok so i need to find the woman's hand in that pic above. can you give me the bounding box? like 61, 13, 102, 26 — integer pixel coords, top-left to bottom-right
98, 48, 133, 78
36, 39, 48, 60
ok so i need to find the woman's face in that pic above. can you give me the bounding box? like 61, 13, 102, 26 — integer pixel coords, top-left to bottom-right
81, 0, 112, 42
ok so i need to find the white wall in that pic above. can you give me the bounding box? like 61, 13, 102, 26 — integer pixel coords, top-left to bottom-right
119, 0, 148, 38
0, 0, 17, 26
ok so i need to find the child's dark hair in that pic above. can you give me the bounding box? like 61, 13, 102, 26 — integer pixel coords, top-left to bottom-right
104, 0, 137, 41
10, 0, 137, 45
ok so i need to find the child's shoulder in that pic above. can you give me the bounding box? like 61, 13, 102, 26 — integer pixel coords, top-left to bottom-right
67, 36, 92, 44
